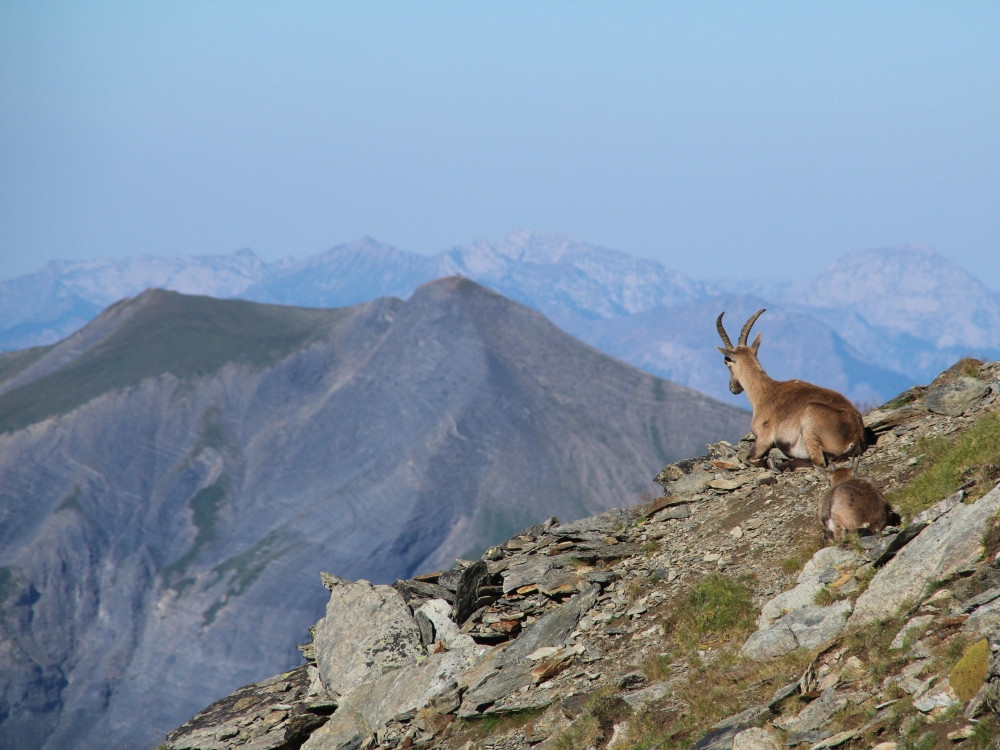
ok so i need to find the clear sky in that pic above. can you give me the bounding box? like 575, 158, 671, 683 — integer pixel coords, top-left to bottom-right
2, 1, 998, 287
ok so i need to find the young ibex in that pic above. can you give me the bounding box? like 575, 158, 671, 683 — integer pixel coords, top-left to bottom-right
716, 308, 870, 471
818, 466, 901, 542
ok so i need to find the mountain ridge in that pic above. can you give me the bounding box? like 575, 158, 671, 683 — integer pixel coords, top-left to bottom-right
4, 233, 996, 407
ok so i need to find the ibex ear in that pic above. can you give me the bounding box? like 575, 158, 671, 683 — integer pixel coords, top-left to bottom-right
750, 332, 762, 354
717, 346, 735, 357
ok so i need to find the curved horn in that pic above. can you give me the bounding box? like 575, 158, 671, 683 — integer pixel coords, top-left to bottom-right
716, 313, 734, 349
739, 309, 766, 346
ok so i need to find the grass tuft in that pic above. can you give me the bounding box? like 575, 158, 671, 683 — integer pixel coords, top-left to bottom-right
888, 410, 1000, 516
668, 574, 757, 653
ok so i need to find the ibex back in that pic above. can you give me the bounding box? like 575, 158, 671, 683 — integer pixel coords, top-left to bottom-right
716, 309, 869, 470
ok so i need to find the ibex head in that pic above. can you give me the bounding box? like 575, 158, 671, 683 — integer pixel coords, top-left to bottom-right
716, 308, 766, 395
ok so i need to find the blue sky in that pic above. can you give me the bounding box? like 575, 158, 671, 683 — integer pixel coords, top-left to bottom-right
2, 1, 998, 286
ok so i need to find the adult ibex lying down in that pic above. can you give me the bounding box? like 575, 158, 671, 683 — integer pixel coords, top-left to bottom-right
818, 467, 900, 542
716, 308, 870, 470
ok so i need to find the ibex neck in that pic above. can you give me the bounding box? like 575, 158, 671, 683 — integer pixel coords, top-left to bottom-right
738, 359, 776, 405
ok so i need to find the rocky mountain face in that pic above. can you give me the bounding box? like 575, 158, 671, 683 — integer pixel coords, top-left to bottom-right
0, 279, 748, 750
163, 358, 1000, 750
3, 233, 996, 406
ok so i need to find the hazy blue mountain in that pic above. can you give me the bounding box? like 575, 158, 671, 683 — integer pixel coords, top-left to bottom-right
3, 233, 997, 404
0, 279, 749, 750
773, 246, 1000, 380
434, 231, 716, 326
242, 237, 440, 307
0, 248, 267, 350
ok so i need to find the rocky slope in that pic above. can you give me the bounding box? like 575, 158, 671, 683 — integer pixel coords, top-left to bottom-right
164, 358, 1000, 750
0, 278, 749, 750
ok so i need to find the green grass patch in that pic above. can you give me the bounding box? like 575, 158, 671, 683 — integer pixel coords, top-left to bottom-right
813, 586, 839, 606
549, 688, 632, 750
842, 616, 913, 685
949, 638, 990, 701
643, 653, 673, 682
161, 480, 228, 586
620, 649, 811, 749
888, 409, 1000, 517
201, 530, 296, 625
211, 530, 294, 598
0, 290, 343, 433
55, 484, 84, 514
668, 574, 757, 653
966, 714, 1000, 748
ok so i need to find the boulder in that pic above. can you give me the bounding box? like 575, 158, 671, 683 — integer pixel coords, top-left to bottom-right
301, 651, 469, 750
741, 601, 852, 660
312, 577, 425, 698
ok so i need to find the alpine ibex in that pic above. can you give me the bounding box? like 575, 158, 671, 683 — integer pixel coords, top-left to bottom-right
716, 308, 870, 470
817, 466, 900, 542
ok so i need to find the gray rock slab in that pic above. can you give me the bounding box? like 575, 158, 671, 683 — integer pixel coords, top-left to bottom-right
415, 599, 486, 658
312, 579, 425, 697
872, 522, 928, 568
732, 727, 783, 750
774, 686, 848, 734
558, 542, 644, 563
652, 503, 693, 520
659, 467, 715, 496
962, 597, 1000, 640
759, 547, 861, 628
453, 560, 495, 625
961, 585, 1000, 613
622, 680, 676, 709
921, 375, 990, 416
741, 601, 852, 660
890, 614, 936, 650
456, 661, 538, 717
502, 558, 554, 593
459, 585, 600, 715
166, 665, 331, 750
850, 484, 1000, 628
392, 578, 454, 605
500, 584, 600, 666
549, 508, 633, 537
301, 650, 469, 750
537, 568, 584, 596
690, 725, 740, 750
912, 490, 965, 525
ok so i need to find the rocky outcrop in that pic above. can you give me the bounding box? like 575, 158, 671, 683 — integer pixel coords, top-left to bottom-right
166, 360, 1000, 750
